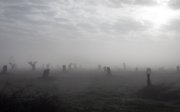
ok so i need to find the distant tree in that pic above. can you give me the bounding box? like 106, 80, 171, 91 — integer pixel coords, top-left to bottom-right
135, 67, 138, 72
28, 61, 37, 71
1, 65, 8, 74
42, 68, 50, 78
68, 63, 72, 71
123, 62, 126, 71
146, 68, 152, 86
62, 65, 67, 73
103, 66, 107, 72
98, 64, 102, 71
106, 67, 112, 76
177, 66, 180, 72
9, 62, 16, 71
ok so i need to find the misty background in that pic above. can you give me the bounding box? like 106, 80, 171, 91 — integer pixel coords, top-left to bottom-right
0, 0, 180, 69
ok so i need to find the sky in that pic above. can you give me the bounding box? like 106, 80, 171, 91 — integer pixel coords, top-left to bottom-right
0, 0, 180, 68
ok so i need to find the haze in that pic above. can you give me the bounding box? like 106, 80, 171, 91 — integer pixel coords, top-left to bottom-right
0, 0, 180, 68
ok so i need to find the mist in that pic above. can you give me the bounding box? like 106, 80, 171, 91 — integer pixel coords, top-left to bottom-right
0, 0, 180, 69
0, 0, 180, 112
0, 35, 179, 69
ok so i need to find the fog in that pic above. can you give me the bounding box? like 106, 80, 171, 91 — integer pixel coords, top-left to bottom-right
0, 36, 179, 69
0, 0, 180, 69
1, 1, 180, 112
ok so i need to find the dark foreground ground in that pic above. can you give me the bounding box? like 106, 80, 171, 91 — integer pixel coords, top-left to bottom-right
0, 70, 180, 112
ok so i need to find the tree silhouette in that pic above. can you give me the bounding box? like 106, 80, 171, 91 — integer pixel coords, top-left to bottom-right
135, 67, 138, 72
62, 65, 67, 73
177, 66, 180, 72
68, 63, 72, 71
146, 68, 152, 86
1, 65, 8, 74
98, 64, 102, 71
123, 62, 126, 71
28, 61, 37, 71
106, 66, 112, 76
103, 66, 107, 72
43, 68, 50, 78
9, 62, 16, 71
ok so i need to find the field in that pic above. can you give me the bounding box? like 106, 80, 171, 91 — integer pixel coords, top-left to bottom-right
0, 70, 180, 112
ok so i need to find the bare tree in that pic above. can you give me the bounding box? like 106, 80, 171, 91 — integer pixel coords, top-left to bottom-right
98, 64, 102, 71
135, 67, 138, 72
123, 62, 126, 71
103, 66, 107, 72
42, 68, 50, 78
177, 66, 180, 72
146, 68, 152, 86
62, 65, 67, 73
68, 63, 72, 71
106, 66, 112, 76
9, 62, 16, 71
1, 65, 8, 74
28, 61, 37, 71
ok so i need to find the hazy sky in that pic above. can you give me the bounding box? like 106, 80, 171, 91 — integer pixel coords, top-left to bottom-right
0, 0, 180, 68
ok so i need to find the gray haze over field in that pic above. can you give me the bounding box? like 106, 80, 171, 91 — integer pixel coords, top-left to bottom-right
0, 0, 180, 68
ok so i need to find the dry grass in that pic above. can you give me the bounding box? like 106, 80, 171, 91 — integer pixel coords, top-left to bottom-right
0, 70, 180, 112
